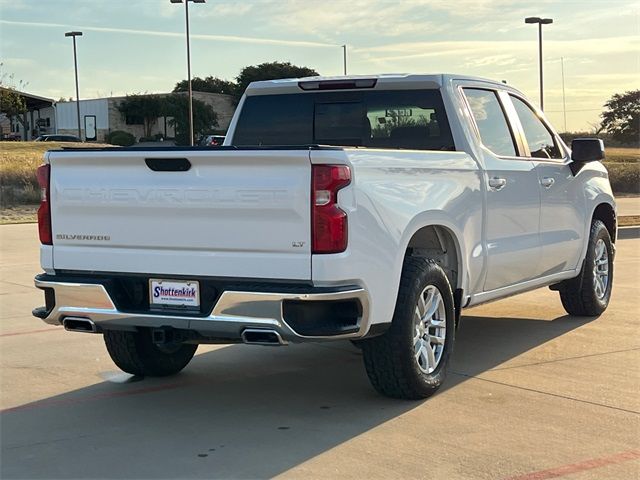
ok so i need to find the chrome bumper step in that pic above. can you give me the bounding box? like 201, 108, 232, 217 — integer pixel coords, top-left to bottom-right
33, 277, 370, 343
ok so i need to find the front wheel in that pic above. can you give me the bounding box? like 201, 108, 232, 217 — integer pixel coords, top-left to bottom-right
104, 329, 197, 377
559, 219, 614, 316
361, 257, 455, 400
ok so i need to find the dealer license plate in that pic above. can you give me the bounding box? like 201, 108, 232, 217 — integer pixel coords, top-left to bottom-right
149, 279, 200, 309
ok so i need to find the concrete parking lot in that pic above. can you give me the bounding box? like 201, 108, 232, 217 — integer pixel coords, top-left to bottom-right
1, 223, 638, 479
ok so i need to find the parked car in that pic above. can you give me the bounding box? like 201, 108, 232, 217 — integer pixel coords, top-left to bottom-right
35, 134, 82, 142
199, 135, 225, 146
2, 133, 21, 141
32, 74, 616, 399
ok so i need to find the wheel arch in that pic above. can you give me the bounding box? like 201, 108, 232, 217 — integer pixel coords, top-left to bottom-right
404, 224, 463, 292
573, 197, 617, 273
591, 201, 617, 243
398, 215, 468, 327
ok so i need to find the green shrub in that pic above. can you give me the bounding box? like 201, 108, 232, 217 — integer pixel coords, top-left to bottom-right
560, 131, 639, 148
106, 130, 136, 146
607, 163, 640, 194
139, 133, 165, 142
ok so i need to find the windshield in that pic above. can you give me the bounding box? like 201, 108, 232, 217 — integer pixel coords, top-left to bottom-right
232, 89, 454, 151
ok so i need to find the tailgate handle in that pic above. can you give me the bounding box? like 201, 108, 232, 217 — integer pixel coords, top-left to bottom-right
145, 158, 191, 172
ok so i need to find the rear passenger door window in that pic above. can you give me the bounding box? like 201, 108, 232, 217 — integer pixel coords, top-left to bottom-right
510, 95, 563, 159
463, 88, 517, 157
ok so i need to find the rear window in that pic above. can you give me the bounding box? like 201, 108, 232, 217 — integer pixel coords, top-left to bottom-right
232, 89, 455, 151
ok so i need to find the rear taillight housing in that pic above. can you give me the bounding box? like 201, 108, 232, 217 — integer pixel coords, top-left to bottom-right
312, 165, 351, 254
36, 164, 52, 245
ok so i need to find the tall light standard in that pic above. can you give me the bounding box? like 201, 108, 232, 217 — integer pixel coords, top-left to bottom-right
64, 31, 83, 139
342, 45, 347, 75
171, 0, 205, 146
524, 17, 553, 111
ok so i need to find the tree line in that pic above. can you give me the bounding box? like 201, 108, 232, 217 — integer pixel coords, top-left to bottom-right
1, 61, 637, 146
172, 61, 317, 100
116, 61, 318, 144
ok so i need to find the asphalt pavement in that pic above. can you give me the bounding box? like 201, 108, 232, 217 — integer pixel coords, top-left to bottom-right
0, 224, 638, 479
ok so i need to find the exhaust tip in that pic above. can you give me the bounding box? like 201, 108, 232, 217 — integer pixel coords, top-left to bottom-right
241, 329, 287, 346
63, 317, 98, 333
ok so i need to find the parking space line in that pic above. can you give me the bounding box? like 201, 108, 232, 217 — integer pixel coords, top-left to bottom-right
452, 372, 640, 415
0, 327, 60, 338
0, 381, 191, 414
0, 280, 37, 291
489, 347, 640, 371
505, 448, 640, 479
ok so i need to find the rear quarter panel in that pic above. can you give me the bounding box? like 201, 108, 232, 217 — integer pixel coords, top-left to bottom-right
311, 148, 483, 327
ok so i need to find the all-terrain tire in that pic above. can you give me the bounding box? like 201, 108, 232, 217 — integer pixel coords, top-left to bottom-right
103, 329, 197, 376
559, 219, 614, 316
361, 257, 455, 400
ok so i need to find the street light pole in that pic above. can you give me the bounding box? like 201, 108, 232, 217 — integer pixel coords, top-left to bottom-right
342, 45, 347, 75
171, 0, 205, 146
561, 56, 567, 132
64, 31, 83, 140
525, 17, 553, 111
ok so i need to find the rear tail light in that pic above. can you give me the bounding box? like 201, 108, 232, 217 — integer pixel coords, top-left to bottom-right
312, 165, 351, 254
36, 164, 52, 245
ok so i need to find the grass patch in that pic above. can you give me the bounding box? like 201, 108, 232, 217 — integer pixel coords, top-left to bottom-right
619, 215, 640, 227
0, 142, 112, 205
605, 147, 639, 164
0, 204, 38, 224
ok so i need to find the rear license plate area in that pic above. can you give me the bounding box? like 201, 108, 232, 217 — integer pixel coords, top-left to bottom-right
149, 279, 200, 311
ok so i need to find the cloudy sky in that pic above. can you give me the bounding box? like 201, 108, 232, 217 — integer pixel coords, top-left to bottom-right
1, 0, 638, 131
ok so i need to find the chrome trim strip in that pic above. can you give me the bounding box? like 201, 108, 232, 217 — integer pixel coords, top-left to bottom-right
34, 279, 371, 342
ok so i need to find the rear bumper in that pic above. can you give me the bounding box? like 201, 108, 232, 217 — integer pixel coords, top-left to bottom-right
33, 275, 370, 343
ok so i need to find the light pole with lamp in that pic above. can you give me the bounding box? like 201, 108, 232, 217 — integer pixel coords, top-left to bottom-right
524, 17, 553, 111
64, 31, 83, 140
170, 0, 205, 146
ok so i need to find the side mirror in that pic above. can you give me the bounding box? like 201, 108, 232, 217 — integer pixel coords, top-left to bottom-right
571, 138, 605, 163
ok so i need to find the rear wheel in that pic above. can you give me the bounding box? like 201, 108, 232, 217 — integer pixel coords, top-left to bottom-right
361, 257, 455, 400
559, 219, 614, 316
103, 329, 197, 377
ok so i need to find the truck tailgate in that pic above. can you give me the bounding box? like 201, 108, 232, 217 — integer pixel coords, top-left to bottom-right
48, 149, 312, 280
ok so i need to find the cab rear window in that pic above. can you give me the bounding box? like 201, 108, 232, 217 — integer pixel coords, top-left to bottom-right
232, 89, 455, 151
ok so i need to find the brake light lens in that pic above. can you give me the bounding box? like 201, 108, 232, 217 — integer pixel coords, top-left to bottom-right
312, 165, 351, 254
36, 164, 52, 245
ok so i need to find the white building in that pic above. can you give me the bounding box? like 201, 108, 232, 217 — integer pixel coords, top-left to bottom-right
2, 89, 55, 140
3, 90, 236, 142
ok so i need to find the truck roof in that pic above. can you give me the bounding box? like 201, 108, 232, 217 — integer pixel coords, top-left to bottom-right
245, 73, 510, 95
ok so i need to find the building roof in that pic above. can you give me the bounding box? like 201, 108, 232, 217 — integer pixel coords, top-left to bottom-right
0, 88, 54, 110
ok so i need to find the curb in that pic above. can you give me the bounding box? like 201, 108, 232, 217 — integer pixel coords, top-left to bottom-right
618, 226, 639, 240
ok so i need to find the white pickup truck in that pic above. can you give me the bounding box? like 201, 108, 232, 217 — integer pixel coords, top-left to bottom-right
33, 74, 616, 399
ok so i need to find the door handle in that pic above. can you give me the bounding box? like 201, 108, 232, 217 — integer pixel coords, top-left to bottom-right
541, 177, 555, 188
488, 177, 507, 190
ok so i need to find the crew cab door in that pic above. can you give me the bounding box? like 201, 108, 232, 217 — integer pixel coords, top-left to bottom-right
506, 94, 586, 275
461, 87, 542, 291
